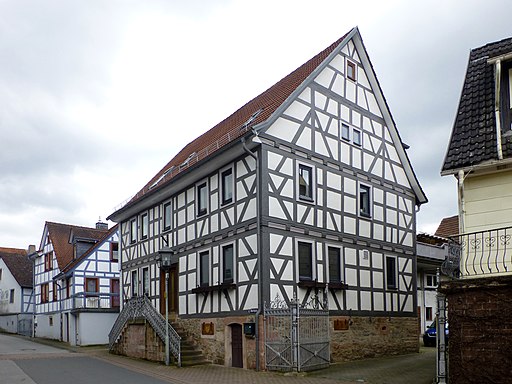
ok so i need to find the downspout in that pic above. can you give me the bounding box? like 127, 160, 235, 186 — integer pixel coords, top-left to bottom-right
494, 59, 504, 160
241, 135, 262, 371
457, 170, 466, 235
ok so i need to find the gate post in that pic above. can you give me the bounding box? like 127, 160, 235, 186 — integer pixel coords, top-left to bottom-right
291, 300, 299, 371
436, 268, 448, 384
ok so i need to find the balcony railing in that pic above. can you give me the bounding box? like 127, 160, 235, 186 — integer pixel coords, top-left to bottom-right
60, 292, 120, 311
443, 226, 512, 278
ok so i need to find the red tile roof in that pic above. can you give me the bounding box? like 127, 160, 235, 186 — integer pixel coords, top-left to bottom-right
0, 247, 32, 288
435, 215, 459, 238
112, 29, 353, 216
45, 222, 109, 270
59, 224, 119, 274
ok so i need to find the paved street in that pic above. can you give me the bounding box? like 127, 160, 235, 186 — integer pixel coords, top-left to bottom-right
0, 333, 436, 384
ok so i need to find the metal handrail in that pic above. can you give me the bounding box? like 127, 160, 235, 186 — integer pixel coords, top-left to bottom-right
108, 296, 181, 366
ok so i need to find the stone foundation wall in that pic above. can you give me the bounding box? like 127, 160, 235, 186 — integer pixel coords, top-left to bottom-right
329, 315, 419, 361
439, 275, 512, 384
176, 315, 257, 368
111, 319, 165, 362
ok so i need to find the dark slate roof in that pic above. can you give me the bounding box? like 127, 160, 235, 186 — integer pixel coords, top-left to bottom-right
435, 215, 459, 238
45, 222, 109, 270
442, 37, 512, 173
0, 248, 32, 288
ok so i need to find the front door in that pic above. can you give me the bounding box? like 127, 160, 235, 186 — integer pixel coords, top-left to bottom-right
160, 265, 178, 318
231, 324, 243, 368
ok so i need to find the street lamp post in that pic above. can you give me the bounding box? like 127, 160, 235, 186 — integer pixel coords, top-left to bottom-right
159, 248, 173, 366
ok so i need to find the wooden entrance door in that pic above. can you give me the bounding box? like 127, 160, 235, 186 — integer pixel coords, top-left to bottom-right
160, 265, 178, 318
231, 324, 243, 368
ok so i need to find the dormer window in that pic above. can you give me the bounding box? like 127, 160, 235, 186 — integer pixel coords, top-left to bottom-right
502, 61, 512, 131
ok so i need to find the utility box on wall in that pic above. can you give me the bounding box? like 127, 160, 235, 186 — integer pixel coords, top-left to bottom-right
243, 322, 255, 336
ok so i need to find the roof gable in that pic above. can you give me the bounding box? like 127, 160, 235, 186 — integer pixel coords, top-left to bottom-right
0, 248, 32, 288
44, 222, 109, 270
442, 36, 512, 173
110, 27, 427, 220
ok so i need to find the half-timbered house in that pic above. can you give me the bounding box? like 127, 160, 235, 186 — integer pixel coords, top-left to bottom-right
0, 247, 33, 335
29, 221, 120, 345
108, 27, 427, 369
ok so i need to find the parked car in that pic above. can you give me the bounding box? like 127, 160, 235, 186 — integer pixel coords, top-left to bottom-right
423, 320, 449, 347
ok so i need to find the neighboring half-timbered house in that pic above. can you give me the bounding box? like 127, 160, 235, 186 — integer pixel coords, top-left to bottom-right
0, 247, 33, 335
29, 221, 120, 345
108, 27, 427, 369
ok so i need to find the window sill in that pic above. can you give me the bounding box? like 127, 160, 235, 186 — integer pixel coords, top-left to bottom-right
298, 196, 315, 204
298, 280, 326, 289
192, 283, 236, 294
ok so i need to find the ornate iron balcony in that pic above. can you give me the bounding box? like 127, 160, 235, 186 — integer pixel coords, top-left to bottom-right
442, 226, 512, 278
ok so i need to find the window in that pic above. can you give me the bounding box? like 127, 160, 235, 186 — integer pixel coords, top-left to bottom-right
142, 267, 150, 296
197, 182, 208, 217
298, 164, 314, 201
111, 278, 120, 308
66, 277, 71, 298
222, 244, 234, 283
359, 184, 372, 217
49, 316, 53, 327
426, 307, 433, 322
141, 213, 148, 239
110, 242, 119, 262
386, 256, 397, 290
130, 219, 137, 244
298, 241, 313, 281
0, 268, 2, 280
328, 246, 342, 283
9, 289, 14, 304
52, 281, 58, 301
341, 123, 350, 141
426, 274, 438, 288
131, 270, 138, 297
353, 129, 362, 146
41, 283, 49, 303
347, 60, 357, 82
199, 251, 210, 287
163, 202, 172, 231
221, 168, 234, 205
85, 278, 99, 296
44, 252, 54, 271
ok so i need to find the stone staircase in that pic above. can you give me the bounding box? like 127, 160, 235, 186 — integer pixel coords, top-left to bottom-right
171, 322, 210, 367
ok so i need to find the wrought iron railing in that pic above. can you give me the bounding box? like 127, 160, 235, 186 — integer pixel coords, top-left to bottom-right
443, 226, 512, 278
60, 292, 120, 311
108, 296, 181, 366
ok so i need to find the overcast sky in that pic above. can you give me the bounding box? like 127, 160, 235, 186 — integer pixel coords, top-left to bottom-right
1, 0, 511, 248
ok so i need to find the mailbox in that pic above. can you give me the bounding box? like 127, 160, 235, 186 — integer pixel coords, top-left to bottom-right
243, 322, 256, 336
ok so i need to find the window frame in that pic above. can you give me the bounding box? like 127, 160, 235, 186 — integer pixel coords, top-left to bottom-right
359, 183, 372, 218
41, 283, 49, 303
198, 250, 210, 287
220, 166, 234, 206
426, 306, 433, 322
425, 273, 438, 289
341, 123, 351, 141
131, 270, 138, 297
44, 252, 53, 271
163, 202, 172, 231
9, 289, 14, 304
353, 128, 362, 146
385, 255, 398, 290
140, 212, 149, 240
110, 242, 119, 262
85, 277, 99, 297
142, 267, 150, 297
346, 59, 357, 82
297, 240, 315, 282
221, 243, 235, 284
327, 245, 343, 283
52, 281, 58, 301
196, 181, 209, 217
297, 162, 315, 203
130, 218, 137, 244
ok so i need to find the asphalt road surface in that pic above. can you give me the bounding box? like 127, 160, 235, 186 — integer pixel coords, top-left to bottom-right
0, 334, 170, 384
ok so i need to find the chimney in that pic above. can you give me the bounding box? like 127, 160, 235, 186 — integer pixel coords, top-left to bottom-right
96, 217, 109, 230
27, 245, 36, 255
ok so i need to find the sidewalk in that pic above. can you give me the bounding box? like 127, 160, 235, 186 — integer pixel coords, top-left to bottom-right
30, 337, 436, 384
